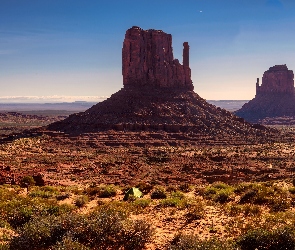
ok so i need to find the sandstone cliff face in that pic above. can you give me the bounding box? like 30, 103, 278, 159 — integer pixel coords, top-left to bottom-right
256, 65, 294, 96
236, 65, 295, 122
122, 26, 193, 90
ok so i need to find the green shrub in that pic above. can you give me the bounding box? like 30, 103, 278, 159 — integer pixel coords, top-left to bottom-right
132, 199, 151, 209
56, 193, 70, 201
160, 197, 182, 207
74, 195, 88, 208
178, 183, 192, 193
151, 187, 167, 199
168, 234, 234, 250
160, 191, 188, 208
186, 202, 205, 220
269, 198, 290, 212
29, 186, 60, 199
29, 190, 54, 198
19, 176, 35, 189
9, 214, 80, 250
7, 205, 33, 228
120, 219, 154, 250
52, 236, 90, 250
237, 227, 295, 250
98, 185, 117, 198
203, 182, 234, 203
242, 204, 262, 217
239, 189, 257, 204
171, 191, 185, 199
72, 208, 153, 250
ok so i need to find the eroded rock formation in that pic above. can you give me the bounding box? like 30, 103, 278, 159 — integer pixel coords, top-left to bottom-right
47, 26, 276, 143
236, 65, 295, 122
122, 26, 193, 90
256, 65, 294, 96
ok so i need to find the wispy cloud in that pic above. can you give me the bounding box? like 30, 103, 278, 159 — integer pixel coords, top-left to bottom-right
0, 96, 108, 103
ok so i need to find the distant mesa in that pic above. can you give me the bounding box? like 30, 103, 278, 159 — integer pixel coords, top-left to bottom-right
236, 65, 295, 122
47, 26, 274, 142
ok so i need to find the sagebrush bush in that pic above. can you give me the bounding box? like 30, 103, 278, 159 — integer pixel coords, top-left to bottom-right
186, 201, 205, 221
19, 176, 35, 188
168, 234, 234, 250
132, 198, 151, 209
74, 195, 88, 208
51, 236, 90, 250
9, 215, 76, 250
98, 185, 117, 198
203, 182, 234, 203
237, 227, 295, 250
9, 207, 153, 250
151, 187, 167, 199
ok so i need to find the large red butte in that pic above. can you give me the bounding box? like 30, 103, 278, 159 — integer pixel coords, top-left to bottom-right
122, 26, 193, 90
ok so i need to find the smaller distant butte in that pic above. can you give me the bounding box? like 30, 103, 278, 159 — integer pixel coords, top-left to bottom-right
236, 65, 295, 122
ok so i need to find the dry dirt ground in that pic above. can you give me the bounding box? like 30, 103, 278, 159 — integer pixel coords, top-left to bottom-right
1, 113, 295, 248
1, 129, 295, 187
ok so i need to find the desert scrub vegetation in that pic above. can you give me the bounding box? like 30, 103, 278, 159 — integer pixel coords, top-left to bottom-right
3, 180, 295, 249
168, 234, 235, 250
201, 182, 235, 203
150, 186, 167, 199
85, 184, 117, 198
9, 208, 153, 250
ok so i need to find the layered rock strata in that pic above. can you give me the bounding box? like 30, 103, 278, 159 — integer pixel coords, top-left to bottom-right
236, 65, 295, 122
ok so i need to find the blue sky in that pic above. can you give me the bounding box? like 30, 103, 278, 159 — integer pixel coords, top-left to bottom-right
0, 0, 295, 102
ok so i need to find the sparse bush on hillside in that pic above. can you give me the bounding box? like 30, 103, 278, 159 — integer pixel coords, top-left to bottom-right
132, 198, 151, 209
168, 234, 234, 250
151, 187, 167, 199
203, 182, 234, 203
186, 201, 205, 221
74, 195, 88, 208
237, 227, 295, 250
9, 208, 153, 250
51, 236, 90, 250
19, 176, 35, 189
178, 183, 192, 193
86, 185, 117, 198
160, 191, 188, 208
98, 185, 117, 198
